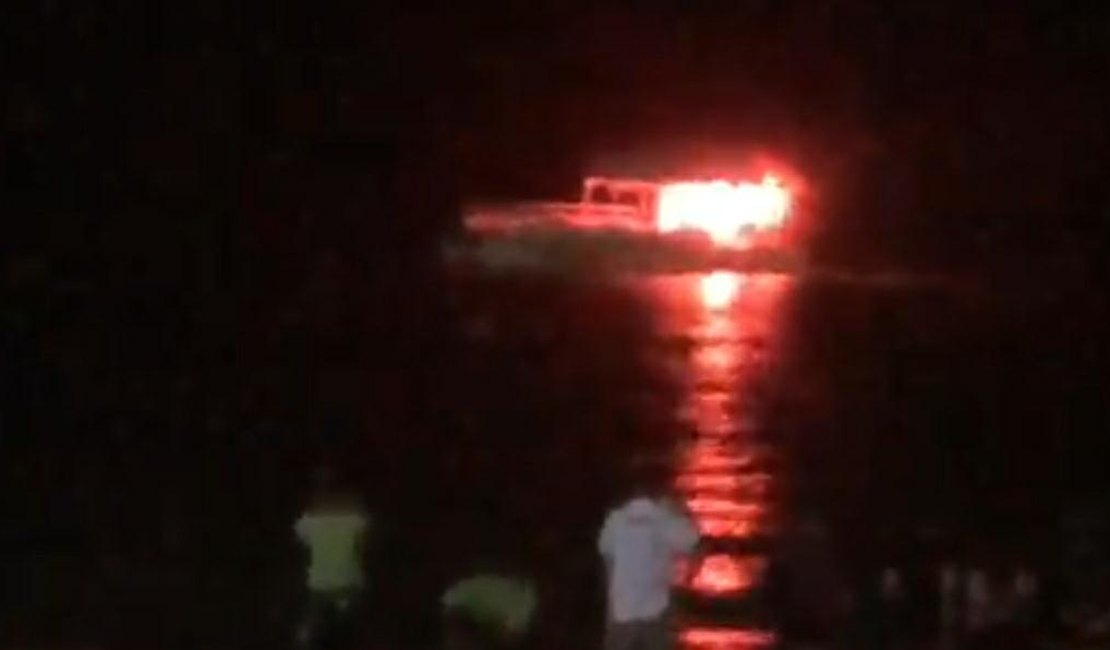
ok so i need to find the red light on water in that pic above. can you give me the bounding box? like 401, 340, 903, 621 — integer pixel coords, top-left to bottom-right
658, 175, 790, 245
696, 517, 760, 538
689, 554, 765, 594
681, 627, 775, 650
700, 272, 742, 311
677, 473, 745, 492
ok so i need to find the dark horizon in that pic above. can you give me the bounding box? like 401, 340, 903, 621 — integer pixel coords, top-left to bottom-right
6, 2, 1110, 270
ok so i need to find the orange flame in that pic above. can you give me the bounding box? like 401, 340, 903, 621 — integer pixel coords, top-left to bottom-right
657, 175, 790, 245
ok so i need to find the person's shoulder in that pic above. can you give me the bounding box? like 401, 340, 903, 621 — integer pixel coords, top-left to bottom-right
603, 501, 631, 522
297, 506, 365, 524
294, 511, 317, 536
348, 509, 370, 528
318, 504, 368, 529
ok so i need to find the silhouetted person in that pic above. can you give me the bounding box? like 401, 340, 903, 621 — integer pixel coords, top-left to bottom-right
294, 467, 370, 649
598, 468, 700, 650
440, 556, 538, 650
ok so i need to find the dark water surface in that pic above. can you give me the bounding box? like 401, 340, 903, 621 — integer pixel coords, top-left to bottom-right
7, 267, 1108, 649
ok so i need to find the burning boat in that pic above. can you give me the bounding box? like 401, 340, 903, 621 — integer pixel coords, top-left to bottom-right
443, 159, 805, 274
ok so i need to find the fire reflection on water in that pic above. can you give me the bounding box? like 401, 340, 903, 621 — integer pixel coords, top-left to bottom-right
690, 554, 766, 594
681, 627, 776, 650
641, 271, 791, 648
700, 272, 743, 311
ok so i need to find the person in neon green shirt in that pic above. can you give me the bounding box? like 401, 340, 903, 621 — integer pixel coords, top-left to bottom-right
294, 469, 370, 649
442, 569, 538, 650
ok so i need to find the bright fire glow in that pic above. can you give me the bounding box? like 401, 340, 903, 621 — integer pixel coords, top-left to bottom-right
657, 175, 790, 245
681, 627, 776, 650
690, 554, 765, 594
700, 272, 742, 311
645, 274, 792, 604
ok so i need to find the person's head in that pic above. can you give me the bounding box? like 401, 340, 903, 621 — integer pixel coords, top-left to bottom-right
622, 458, 673, 502
466, 530, 531, 579
309, 464, 359, 509
312, 463, 337, 487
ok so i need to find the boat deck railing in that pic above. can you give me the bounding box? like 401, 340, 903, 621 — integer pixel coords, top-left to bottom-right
463, 201, 654, 234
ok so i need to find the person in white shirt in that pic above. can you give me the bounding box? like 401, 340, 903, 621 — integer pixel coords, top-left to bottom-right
598, 471, 701, 650
294, 467, 371, 649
